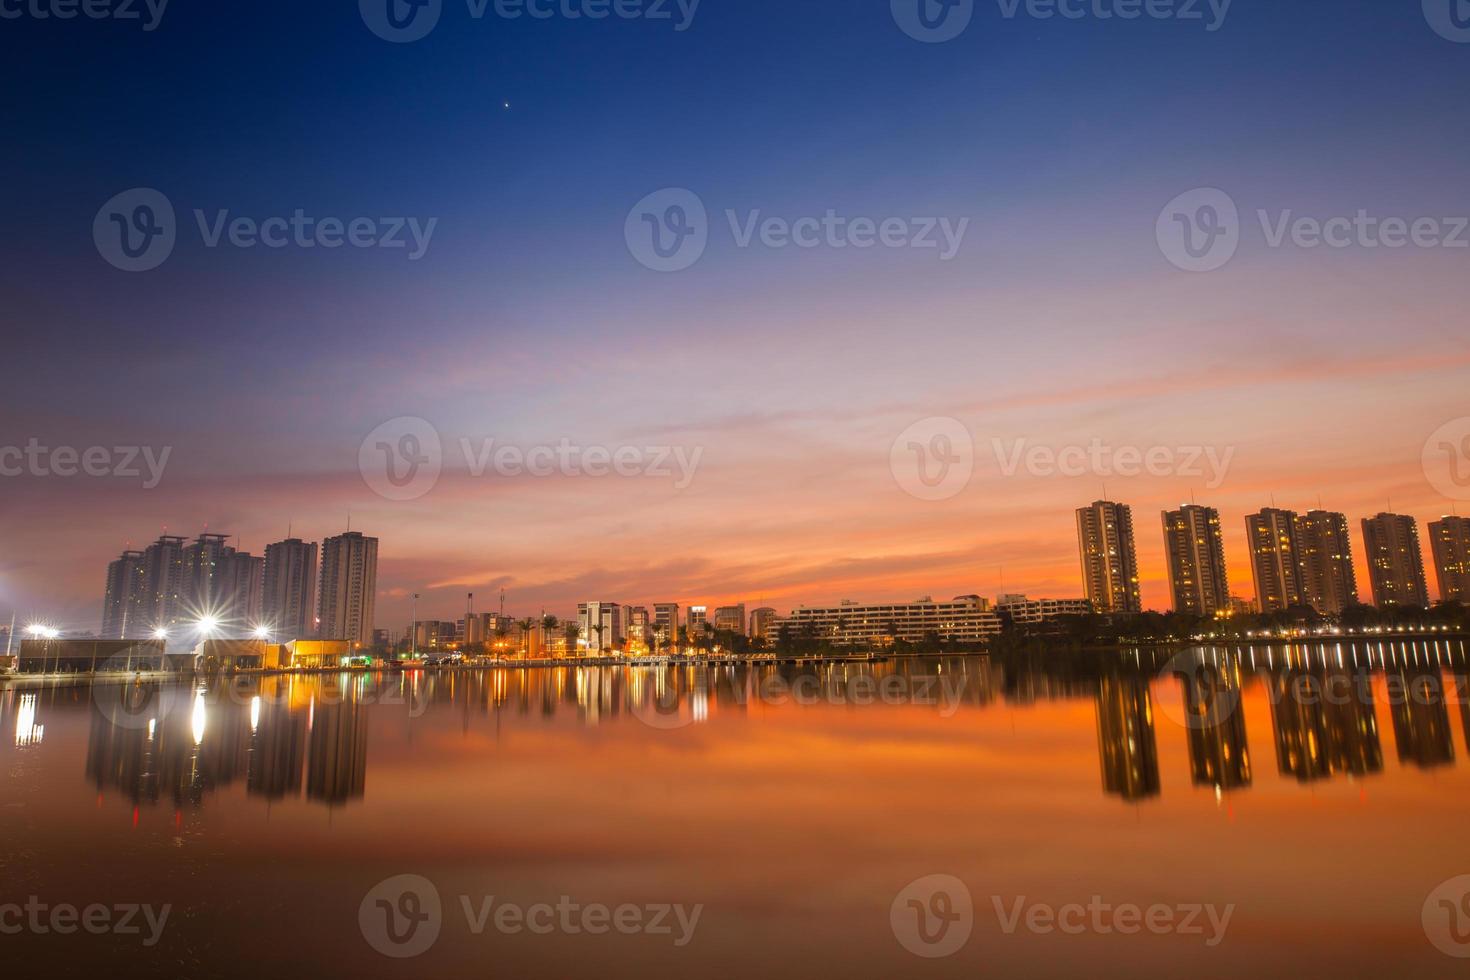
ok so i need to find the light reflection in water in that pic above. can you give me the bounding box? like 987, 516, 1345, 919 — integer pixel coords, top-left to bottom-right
0, 637, 1455, 817
15, 692, 43, 746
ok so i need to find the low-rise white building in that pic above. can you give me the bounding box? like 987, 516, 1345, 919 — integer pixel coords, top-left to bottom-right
774, 595, 1002, 645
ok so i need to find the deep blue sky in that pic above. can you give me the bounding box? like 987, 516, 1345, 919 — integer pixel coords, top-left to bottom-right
4, 0, 1470, 627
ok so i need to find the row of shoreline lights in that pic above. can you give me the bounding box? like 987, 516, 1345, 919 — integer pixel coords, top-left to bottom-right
26, 617, 273, 643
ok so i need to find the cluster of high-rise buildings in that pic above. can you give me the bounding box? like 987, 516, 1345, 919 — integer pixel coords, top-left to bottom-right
1075, 500, 1470, 616
88, 499, 1469, 660
570, 601, 778, 652
101, 530, 379, 645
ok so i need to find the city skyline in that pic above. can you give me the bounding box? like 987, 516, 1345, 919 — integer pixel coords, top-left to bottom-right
67, 490, 1470, 640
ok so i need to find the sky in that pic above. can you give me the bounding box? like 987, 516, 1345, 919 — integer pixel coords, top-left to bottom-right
2, 0, 1469, 632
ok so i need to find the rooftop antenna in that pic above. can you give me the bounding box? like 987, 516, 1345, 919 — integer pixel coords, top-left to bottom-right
500, 588, 506, 618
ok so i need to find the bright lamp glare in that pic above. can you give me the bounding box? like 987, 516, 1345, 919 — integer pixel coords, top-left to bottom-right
153, 628, 170, 640
196, 617, 219, 634
251, 626, 271, 640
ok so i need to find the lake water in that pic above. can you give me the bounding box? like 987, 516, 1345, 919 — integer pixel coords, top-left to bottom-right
4, 641, 1470, 978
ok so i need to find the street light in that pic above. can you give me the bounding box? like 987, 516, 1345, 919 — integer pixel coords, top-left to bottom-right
251, 625, 272, 641
26, 624, 59, 673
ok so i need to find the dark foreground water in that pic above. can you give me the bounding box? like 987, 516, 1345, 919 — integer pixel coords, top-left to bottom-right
5, 640, 1470, 978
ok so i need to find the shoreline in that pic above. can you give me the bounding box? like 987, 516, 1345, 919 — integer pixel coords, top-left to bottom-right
2, 631, 1467, 684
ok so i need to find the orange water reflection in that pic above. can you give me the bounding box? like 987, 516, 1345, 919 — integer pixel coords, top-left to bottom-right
3, 641, 1470, 978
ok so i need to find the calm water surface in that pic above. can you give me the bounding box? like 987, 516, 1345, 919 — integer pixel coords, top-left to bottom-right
4, 642, 1470, 978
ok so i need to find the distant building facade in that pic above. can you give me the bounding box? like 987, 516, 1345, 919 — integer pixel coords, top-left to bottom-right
101, 550, 148, 638
652, 603, 680, 643
1429, 515, 1470, 604
1076, 500, 1142, 614
748, 607, 777, 640
1245, 508, 1304, 613
263, 537, 318, 640
577, 602, 624, 653
318, 532, 379, 645
712, 604, 746, 635
1361, 513, 1429, 608
686, 605, 708, 635
777, 595, 1001, 646
1294, 510, 1358, 614
996, 595, 1092, 624
1162, 504, 1230, 616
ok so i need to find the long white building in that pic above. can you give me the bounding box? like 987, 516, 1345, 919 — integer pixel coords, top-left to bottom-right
775, 595, 1002, 645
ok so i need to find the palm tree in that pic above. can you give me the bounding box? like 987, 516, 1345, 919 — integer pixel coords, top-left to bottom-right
516, 618, 536, 659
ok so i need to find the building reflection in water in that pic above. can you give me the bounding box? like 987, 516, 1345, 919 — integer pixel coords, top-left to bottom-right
307, 699, 368, 805
1269, 667, 1384, 782
86, 681, 368, 810
1179, 661, 1252, 792
1095, 674, 1160, 801
247, 698, 307, 801
1388, 668, 1454, 769
40, 637, 1470, 812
